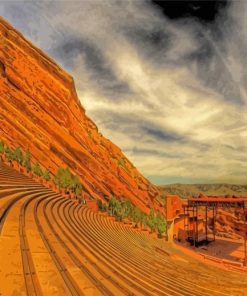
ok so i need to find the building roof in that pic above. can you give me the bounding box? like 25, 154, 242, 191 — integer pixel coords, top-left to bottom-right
188, 197, 247, 202
186, 197, 247, 208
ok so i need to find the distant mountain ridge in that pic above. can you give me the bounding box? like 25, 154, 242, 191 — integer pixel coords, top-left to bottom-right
159, 183, 247, 198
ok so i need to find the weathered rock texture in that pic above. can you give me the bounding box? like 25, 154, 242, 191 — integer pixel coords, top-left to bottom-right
213, 208, 245, 240
0, 17, 162, 213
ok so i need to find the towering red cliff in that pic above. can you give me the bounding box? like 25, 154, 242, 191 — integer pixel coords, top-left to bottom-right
0, 17, 162, 213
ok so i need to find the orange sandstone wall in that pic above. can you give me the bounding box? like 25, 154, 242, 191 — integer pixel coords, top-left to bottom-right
214, 208, 246, 240
173, 217, 186, 242
166, 195, 184, 220
0, 17, 162, 214
166, 195, 205, 242
173, 214, 205, 243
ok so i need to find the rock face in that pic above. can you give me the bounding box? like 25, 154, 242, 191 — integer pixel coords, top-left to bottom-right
0, 17, 162, 213
212, 208, 245, 240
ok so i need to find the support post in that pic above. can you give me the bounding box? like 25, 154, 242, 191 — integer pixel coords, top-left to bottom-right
196, 204, 198, 245
244, 205, 247, 266
213, 206, 216, 241
205, 204, 208, 242
193, 205, 196, 247
184, 206, 186, 234
215, 204, 218, 241
187, 206, 190, 240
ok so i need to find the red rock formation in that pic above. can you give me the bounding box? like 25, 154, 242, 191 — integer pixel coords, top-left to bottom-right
213, 208, 245, 240
0, 17, 162, 214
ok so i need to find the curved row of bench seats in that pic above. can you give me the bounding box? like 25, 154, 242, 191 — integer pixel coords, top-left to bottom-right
0, 163, 81, 295
78, 207, 246, 295
0, 162, 247, 296
44, 196, 246, 296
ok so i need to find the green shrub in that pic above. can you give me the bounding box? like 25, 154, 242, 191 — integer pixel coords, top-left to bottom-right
108, 196, 118, 216
142, 214, 149, 227
97, 199, 103, 210
107, 196, 167, 231
156, 213, 166, 236
102, 203, 108, 211
23, 151, 32, 171
97, 199, 107, 211
55, 167, 72, 189
146, 208, 156, 232
54, 167, 83, 196
33, 162, 43, 177
122, 199, 133, 218
71, 175, 82, 195
5, 147, 14, 161
43, 170, 51, 181
13, 147, 23, 165
131, 207, 142, 226
0, 141, 5, 154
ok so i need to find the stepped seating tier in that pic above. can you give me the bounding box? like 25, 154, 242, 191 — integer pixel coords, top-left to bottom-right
0, 162, 246, 296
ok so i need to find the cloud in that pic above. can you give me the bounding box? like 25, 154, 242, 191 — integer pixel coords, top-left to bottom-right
1, 0, 247, 184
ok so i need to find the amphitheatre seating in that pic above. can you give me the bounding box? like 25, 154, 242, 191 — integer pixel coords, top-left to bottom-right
0, 162, 246, 296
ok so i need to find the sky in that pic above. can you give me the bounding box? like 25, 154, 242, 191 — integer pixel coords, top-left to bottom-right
1, 0, 247, 185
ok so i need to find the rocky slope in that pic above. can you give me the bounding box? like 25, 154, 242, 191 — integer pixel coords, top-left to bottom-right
159, 183, 247, 198
0, 17, 162, 213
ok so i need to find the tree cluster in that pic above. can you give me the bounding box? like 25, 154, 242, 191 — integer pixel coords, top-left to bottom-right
0, 142, 31, 170
0, 141, 164, 235
54, 167, 82, 195
0, 140, 84, 197
0, 140, 51, 179
98, 196, 167, 236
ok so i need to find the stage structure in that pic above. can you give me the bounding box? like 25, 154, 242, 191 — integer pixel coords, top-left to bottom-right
183, 197, 247, 266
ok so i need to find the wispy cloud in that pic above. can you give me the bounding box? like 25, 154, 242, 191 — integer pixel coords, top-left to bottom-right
1, 0, 247, 184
